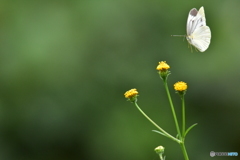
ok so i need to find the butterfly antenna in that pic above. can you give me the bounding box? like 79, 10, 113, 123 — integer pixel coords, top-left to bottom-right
171, 35, 186, 37
172, 35, 186, 41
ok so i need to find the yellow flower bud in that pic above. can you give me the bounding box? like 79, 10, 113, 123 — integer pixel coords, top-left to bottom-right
156, 61, 171, 82
124, 88, 139, 102
174, 81, 188, 91
156, 61, 170, 71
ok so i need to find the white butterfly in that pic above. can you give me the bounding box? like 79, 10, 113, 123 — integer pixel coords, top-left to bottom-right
186, 6, 211, 52
173, 6, 211, 52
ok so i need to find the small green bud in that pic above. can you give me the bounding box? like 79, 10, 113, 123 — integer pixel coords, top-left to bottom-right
154, 146, 165, 155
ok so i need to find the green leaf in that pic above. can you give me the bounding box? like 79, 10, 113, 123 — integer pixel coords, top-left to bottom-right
184, 123, 198, 137
152, 130, 168, 138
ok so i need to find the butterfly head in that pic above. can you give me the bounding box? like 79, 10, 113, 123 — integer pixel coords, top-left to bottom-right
186, 35, 193, 43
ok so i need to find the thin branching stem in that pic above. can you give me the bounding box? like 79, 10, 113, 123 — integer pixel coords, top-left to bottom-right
134, 102, 180, 143
163, 81, 182, 139
182, 95, 186, 140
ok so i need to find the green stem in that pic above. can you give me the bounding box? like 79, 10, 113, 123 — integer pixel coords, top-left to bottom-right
134, 102, 180, 143
182, 95, 186, 140
180, 142, 189, 160
159, 154, 164, 160
163, 81, 182, 139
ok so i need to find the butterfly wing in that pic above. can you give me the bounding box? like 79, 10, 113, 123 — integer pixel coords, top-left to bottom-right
189, 26, 211, 52
187, 7, 206, 35
187, 8, 198, 35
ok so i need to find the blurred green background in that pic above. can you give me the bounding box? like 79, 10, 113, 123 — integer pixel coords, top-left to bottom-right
0, 0, 239, 160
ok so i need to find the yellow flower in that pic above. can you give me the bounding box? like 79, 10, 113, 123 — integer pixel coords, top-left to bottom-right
156, 61, 170, 71
124, 88, 138, 98
174, 81, 188, 91
156, 61, 171, 81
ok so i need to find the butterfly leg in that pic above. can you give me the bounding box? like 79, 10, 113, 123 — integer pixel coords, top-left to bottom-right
187, 42, 193, 53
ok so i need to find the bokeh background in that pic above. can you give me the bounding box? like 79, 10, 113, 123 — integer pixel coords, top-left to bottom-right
0, 0, 239, 160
